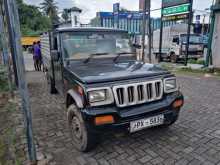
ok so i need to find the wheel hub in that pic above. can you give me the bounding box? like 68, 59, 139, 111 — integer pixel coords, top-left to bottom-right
72, 116, 82, 140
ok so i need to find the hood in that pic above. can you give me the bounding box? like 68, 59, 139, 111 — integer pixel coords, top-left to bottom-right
65, 60, 170, 84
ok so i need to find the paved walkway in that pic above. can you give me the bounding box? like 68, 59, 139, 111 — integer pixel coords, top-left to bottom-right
27, 71, 220, 165
24, 51, 35, 71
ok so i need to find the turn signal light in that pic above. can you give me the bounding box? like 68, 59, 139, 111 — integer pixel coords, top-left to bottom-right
95, 115, 114, 125
173, 100, 184, 108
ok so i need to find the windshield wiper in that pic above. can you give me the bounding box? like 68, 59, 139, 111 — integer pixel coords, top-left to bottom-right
83, 53, 109, 64
113, 52, 135, 63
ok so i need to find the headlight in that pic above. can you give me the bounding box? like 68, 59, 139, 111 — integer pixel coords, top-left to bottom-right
164, 77, 178, 93
87, 87, 114, 106
88, 90, 106, 103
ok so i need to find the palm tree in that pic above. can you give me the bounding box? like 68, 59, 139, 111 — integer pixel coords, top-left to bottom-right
40, 0, 59, 24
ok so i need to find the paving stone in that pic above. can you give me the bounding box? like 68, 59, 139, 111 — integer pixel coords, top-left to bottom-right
139, 155, 152, 163
183, 147, 194, 154
20, 71, 220, 165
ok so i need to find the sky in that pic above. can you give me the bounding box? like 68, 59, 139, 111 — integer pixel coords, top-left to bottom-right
24, 0, 213, 23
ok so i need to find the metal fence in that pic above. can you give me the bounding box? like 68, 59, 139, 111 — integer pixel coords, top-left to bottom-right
0, 0, 37, 164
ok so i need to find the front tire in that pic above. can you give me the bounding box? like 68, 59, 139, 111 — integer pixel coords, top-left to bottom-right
170, 53, 178, 63
67, 104, 98, 152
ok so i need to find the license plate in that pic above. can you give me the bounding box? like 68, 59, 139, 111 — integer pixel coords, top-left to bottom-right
130, 115, 164, 133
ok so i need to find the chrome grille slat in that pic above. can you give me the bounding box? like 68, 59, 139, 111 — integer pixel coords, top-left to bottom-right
113, 80, 163, 108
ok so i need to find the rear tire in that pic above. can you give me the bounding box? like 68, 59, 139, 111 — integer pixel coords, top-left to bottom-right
67, 104, 98, 152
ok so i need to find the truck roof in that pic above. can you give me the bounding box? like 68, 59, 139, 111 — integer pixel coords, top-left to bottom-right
55, 27, 128, 33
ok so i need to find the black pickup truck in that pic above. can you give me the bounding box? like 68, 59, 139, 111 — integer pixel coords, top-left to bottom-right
41, 27, 184, 152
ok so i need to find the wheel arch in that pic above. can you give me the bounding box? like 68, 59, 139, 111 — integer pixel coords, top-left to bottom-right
66, 89, 84, 109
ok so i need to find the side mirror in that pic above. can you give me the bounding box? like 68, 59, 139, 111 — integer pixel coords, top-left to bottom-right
51, 50, 60, 61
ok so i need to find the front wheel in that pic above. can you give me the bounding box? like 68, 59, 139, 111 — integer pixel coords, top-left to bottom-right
170, 53, 178, 63
67, 104, 98, 152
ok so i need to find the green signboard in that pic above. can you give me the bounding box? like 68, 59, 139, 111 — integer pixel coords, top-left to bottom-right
162, 0, 190, 8
162, 3, 190, 16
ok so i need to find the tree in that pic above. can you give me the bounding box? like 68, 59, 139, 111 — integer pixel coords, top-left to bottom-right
16, 0, 52, 36
90, 16, 100, 27
62, 9, 70, 22
40, 0, 59, 24
120, 7, 129, 12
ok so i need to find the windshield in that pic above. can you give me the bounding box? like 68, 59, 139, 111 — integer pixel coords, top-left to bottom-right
180, 34, 203, 44
61, 32, 134, 60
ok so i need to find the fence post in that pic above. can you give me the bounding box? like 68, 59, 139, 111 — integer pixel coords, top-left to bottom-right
4, 0, 37, 164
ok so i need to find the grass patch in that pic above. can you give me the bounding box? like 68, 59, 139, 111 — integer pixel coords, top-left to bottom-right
0, 65, 9, 93
0, 102, 23, 165
188, 59, 205, 65
160, 62, 220, 78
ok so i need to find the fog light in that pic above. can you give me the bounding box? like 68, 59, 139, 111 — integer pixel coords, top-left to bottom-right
95, 115, 114, 125
173, 100, 184, 108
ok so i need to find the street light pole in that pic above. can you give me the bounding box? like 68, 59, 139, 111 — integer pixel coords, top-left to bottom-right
158, 9, 164, 63
185, 0, 193, 66
141, 0, 147, 62
147, 0, 152, 63
4, 0, 37, 164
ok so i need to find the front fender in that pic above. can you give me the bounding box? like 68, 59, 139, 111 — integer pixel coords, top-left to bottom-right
66, 89, 84, 109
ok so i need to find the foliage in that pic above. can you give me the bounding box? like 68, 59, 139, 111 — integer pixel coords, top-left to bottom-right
62, 9, 70, 22
0, 65, 9, 92
40, 0, 60, 24
188, 59, 205, 65
16, 0, 51, 36
120, 7, 129, 12
90, 17, 100, 27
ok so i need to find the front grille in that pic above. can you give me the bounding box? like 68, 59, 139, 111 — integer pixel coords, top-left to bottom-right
113, 80, 163, 107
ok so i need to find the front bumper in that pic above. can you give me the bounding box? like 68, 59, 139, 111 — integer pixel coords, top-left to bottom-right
81, 91, 184, 132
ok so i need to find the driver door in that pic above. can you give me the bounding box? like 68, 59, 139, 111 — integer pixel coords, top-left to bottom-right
52, 33, 64, 95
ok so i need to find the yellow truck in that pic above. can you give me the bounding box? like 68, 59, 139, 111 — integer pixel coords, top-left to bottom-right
21, 36, 40, 51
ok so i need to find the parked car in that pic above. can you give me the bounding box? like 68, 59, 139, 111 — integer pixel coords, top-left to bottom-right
41, 27, 184, 152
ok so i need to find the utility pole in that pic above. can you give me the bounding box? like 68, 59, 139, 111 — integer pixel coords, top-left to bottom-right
0, 10, 13, 97
4, 0, 37, 164
141, 0, 147, 62
185, 0, 193, 66
158, 8, 164, 63
147, 0, 152, 63
202, 14, 206, 34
